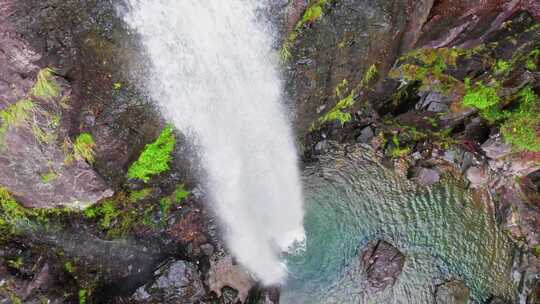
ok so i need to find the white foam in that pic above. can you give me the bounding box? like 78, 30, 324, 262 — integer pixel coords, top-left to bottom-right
122, 0, 305, 285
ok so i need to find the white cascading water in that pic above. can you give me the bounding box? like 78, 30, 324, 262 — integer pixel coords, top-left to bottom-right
122, 0, 305, 285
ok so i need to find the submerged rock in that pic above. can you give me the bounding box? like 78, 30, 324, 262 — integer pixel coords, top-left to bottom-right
361, 240, 405, 292
413, 167, 441, 186
133, 260, 205, 304
435, 281, 470, 304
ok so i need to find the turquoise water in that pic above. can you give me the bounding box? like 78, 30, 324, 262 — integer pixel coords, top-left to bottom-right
281, 145, 517, 303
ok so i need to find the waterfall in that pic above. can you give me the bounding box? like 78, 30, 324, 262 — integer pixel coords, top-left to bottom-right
122, 0, 305, 285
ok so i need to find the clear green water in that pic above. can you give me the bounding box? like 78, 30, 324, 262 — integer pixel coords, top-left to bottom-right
281, 146, 517, 303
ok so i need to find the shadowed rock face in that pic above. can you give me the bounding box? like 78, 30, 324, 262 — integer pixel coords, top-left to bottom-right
361, 240, 405, 292
286, 0, 414, 140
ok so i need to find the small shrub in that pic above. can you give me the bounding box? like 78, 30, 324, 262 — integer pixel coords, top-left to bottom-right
31, 68, 59, 99
73, 133, 96, 164
127, 125, 176, 182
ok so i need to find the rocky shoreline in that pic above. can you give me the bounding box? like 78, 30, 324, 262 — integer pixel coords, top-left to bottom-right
0, 0, 539, 303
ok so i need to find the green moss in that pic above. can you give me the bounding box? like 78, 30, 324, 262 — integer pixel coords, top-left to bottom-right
0, 186, 72, 239
318, 91, 355, 125
64, 261, 76, 274
159, 197, 173, 218
500, 87, 540, 152
462, 79, 500, 110
97, 200, 119, 229
0, 99, 34, 144
31, 68, 59, 99
127, 125, 176, 182
493, 59, 511, 75
73, 133, 96, 164
128, 188, 152, 203
389, 134, 411, 158
174, 184, 189, 203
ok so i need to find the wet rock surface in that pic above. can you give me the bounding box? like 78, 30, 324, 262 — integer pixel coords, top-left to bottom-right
435, 281, 470, 304
132, 260, 205, 303
361, 240, 405, 292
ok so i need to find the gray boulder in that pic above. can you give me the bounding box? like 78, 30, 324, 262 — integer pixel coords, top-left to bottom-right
133, 261, 205, 304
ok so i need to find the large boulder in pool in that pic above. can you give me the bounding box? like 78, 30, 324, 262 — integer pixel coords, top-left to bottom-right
361, 240, 405, 292
435, 281, 470, 304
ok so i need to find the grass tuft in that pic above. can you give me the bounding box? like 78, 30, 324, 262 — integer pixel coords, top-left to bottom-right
0, 99, 35, 146
73, 133, 96, 164
31, 68, 59, 99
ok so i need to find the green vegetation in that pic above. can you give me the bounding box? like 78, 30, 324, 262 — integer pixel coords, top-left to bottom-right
493, 59, 511, 75
500, 87, 540, 152
127, 125, 176, 182
73, 133, 96, 164
159, 197, 173, 217
319, 91, 355, 125
40, 171, 58, 183
389, 134, 410, 158
160, 184, 189, 218
525, 49, 539, 71
7, 257, 23, 269
0, 186, 71, 239
280, 0, 333, 62
174, 184, 189, 203
361, 64, 378, 86
128, 188, 152, 203
64, 261, 76, 274
299, 0, 331, 25
31, 68, 59, 99
462, 78, 500, 113
389, 48, 462, 94
0, 99, 34, 144
78, 289, 87, 304
88, 200, 120, 229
